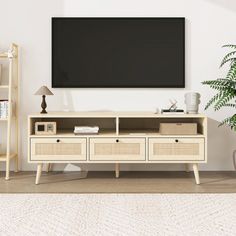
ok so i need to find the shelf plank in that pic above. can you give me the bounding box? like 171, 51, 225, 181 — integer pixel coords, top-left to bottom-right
0, 85, 9, 89
28, 111, 207, 118
0, 85, 17, 89
0, 153, 17, 162
0, 116, 16, 121
118, 129, 205, 137
30, 129, 116, 137
29, 129, 205, 138
0, 53, 8, 58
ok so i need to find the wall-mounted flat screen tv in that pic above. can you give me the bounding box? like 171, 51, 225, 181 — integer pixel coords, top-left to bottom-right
52, 17, 185, 88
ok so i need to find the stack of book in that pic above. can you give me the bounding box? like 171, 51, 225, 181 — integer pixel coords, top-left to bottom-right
0, 100, 8, 119
74, 126, 99, 135
161, 109, 185, 114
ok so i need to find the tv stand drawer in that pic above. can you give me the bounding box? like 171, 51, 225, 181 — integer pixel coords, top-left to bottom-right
89, 138, 146, 161
148, 138, 205, 161
30, 138, 87, 161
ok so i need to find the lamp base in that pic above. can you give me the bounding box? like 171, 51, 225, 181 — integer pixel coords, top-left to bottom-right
41, 95, 47, 114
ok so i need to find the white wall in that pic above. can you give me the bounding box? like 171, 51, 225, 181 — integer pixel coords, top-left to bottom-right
1, 0, 236, 171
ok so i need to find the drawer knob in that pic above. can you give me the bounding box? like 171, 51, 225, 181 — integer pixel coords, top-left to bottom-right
175, 139, 179, 143
116, 139, 119, 143
56, 139, 60, 143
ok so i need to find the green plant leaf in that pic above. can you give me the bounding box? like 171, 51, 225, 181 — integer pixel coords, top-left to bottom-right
204, 91, 222, 110
221, 51, 236, 68
223, 103, 236, 108
220, 57, 236, 68
222, 44, 236, 49
226, 62, 236, 80
214, 91, 236, 110
219, 114, 236, 130
203, 44, 236, 130
202, 78, 236, 90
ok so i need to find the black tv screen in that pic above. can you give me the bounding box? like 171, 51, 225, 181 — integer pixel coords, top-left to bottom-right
52, 17, 185, 88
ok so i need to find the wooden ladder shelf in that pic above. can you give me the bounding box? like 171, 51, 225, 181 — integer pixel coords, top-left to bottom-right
0, 43, 19, 180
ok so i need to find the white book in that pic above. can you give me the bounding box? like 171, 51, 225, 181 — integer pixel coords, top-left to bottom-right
74, 126, 99, 132
161, 112, 185, 115
0, 100, 9, 118
74, 126, 99, 129
74, 126, 99, 134
74, 130, 98, 134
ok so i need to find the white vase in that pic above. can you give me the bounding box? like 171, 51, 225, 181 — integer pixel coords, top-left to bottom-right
184, 92, 201, 114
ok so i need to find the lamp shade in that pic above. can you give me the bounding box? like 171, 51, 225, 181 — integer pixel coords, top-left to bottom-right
34, 86, 53, 96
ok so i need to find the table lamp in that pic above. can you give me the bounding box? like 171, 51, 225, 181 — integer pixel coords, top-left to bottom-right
34, 86, 53, 114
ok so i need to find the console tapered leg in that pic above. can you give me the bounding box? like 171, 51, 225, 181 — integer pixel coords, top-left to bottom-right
193, 163, 200, 185
35, 164, 42, 185
46, 163, 52, 172
115, 163, 119, 178
14, 156, 19, 173
5, 158, 10, 180
185, 164, 190, 172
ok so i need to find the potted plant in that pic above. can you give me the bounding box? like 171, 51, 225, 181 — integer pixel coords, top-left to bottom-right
202, 45, 236, 130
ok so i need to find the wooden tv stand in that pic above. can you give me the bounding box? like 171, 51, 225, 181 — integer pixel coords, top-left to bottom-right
28, 112, 207, 184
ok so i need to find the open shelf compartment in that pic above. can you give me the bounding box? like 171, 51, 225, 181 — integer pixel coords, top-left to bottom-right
118, 117, 206, 136
29, 117, 117, 136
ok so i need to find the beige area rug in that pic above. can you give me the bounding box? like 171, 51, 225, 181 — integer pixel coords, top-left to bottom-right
0, 194, 236, 236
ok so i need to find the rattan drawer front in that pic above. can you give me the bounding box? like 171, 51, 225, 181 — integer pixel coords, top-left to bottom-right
35, 143, 82, 155
90, 138, 145, 161
149, 138, 204, 161
31, 138, 86, 161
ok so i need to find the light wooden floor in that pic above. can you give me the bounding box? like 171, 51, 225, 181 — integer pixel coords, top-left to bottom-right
0, 171, 236, 193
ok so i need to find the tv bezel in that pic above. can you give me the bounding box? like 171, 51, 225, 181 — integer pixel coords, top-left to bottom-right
52, 17, 185, 88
